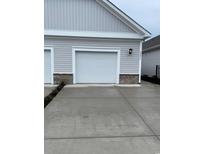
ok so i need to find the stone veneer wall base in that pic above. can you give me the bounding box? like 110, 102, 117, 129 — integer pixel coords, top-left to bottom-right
54, 74, 73, 84
53, 74, 139, 84
119, 74, 139, 84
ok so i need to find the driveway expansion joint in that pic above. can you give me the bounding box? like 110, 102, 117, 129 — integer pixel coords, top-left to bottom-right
115, 87, 160, 141
45, 135, 158, 140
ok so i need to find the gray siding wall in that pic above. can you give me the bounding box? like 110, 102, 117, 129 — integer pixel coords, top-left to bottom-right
44, 0, 135, 33
45, 37, 140, 74
142, 49, 160, 77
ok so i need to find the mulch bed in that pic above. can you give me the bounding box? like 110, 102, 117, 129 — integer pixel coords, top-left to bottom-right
141, 75, 160, 85
44, 82, 65, 108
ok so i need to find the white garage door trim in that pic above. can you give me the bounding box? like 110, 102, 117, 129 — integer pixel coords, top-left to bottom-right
72, 48, 120, 84
44, 47, 54, 84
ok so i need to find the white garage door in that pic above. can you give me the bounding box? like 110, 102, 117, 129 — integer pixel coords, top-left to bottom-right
75, 51, 118, 83
44, 49, 52, 83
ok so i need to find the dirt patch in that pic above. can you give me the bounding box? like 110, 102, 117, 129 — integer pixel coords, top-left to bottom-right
44, 82, 65, 108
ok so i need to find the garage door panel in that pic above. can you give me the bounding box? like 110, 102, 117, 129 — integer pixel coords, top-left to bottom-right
75, 51, 118, 83
44, 49, 52, 83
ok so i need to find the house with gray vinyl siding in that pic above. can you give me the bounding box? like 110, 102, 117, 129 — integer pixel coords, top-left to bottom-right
142, 35, 160, 78
44, 0, 151, 84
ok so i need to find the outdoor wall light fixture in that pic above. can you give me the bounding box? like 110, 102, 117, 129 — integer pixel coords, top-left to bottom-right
129, 48, 133, 55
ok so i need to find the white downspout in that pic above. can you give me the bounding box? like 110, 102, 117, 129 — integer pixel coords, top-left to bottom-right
139, 40, 143, 83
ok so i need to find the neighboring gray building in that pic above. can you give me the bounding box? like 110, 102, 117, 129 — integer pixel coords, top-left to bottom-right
44, 0, 151, 84
142, 35, 160, 78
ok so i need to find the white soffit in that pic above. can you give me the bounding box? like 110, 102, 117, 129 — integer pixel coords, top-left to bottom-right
44, 30, 144, 39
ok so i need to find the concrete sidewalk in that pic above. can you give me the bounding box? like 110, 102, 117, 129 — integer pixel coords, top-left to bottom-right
44, 82, 160, 154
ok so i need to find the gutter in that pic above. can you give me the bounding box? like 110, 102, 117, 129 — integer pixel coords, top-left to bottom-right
142, 45, 160, 53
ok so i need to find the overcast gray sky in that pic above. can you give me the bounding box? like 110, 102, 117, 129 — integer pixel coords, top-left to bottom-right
110, 0, 160, 37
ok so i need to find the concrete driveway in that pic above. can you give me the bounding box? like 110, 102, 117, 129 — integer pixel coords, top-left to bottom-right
45, 82, 160, 154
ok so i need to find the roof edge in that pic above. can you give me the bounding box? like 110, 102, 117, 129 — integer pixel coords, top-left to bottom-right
143, 45, 160, 53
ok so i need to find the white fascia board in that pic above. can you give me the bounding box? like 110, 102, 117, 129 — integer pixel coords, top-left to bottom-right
96, 0, 151, 38
44, 30, 144, 39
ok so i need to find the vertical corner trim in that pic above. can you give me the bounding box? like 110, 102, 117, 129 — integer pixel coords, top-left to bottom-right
138, 41, 143, 83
